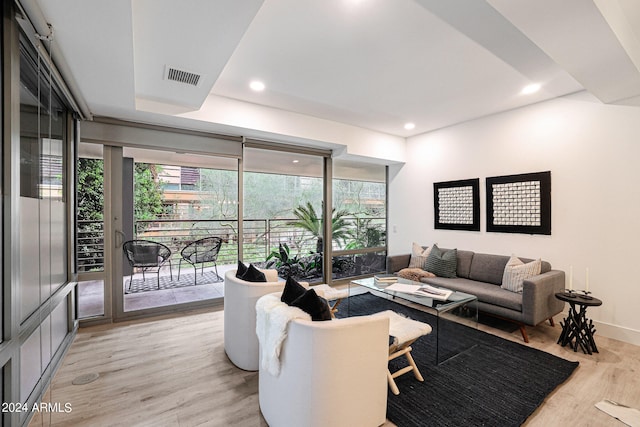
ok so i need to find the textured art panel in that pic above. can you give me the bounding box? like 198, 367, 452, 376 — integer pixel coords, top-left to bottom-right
434, 179, 480, 231
486, 171, 551, 234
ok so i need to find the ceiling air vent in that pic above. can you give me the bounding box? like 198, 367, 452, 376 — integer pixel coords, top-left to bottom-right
164, 66, 201, 87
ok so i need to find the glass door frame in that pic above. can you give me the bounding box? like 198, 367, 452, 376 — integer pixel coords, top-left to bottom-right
104, 145, 122, 319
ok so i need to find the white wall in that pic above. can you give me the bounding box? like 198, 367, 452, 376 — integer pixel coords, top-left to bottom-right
389, 91, 640, 345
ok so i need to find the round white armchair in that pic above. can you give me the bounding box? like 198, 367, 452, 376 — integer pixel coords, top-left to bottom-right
256, 293, 390, 427
223, 269, 285, 371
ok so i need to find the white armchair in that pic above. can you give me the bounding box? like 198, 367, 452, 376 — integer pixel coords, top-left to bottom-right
258, 296, 390, 427
224, 269, 284, 371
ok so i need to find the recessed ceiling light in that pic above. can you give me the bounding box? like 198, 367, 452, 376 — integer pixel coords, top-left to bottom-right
292, 160, 299, 163
249, 80, 265, 92
521, 83, 541, 95
404, 122, 415, 130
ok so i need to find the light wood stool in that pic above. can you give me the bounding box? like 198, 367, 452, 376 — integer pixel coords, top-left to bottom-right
371, 310, 432, 395
311, 284, 349, 317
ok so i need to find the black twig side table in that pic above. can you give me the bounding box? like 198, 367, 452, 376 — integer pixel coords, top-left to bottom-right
555, 292, 602, 354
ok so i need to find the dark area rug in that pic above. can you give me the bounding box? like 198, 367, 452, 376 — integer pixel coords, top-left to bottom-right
125, 271, 221, 294
337, 293, 579, 427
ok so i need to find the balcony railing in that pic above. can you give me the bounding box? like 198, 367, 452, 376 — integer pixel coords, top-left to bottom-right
77, 217, 386, 277
77, 220, 105, 272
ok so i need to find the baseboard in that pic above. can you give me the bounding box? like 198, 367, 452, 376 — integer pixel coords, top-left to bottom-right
594, 320, 640, 347
555, 308, 640, 347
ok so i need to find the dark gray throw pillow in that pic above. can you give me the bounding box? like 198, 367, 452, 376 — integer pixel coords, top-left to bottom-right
291, 288, 332, 321
281, 276, 307, 304
424, 244, 457, 278
239, 263, 267, 282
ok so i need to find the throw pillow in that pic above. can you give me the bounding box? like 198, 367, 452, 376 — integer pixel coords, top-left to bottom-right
501, 256, 541, 293
291, 288, 332, 321
408, 242, 433, 269
397, 268, 436, 282
236, 260, 248, 279
423, 244, 457, 278
239, 263, 267, 282
281, 276, 307, 304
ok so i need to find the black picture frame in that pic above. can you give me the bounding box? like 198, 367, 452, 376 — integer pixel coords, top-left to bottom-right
486, 171, 551, 235
434, 178, 480, 231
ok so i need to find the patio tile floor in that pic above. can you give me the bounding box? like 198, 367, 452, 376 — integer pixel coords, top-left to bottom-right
77, 264, 235, 318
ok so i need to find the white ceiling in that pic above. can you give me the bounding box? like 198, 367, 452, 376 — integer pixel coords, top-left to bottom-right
33, 0, 640, 139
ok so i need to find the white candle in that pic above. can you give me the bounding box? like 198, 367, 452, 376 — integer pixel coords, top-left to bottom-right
586, 268, 589, 292
569, 265, 573, 290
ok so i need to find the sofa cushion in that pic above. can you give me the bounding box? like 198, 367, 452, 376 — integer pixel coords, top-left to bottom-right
501, 257, 542, 293
468, 253, 511, 285
239, 263, 267, 282
290, 288, 332, 321
424, 245, 457, 278
456, 250, 475, 278
281, 276, 307, 304
421, 277, 523, 312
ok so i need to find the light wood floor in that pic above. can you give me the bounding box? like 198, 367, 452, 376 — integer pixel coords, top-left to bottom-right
29, 299, 640, 427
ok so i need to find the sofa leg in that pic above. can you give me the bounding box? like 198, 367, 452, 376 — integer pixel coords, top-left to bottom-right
519, 325, 530, 343
548, 317, 555, 327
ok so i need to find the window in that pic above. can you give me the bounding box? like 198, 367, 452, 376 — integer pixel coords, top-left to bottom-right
332, 159, 387, 280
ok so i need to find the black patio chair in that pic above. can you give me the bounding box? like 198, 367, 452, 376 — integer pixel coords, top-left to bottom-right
177, 236, 223, 285
122, 240, 173, 290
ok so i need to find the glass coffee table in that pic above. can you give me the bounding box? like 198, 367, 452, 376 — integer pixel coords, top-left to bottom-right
350, 277, 478, 364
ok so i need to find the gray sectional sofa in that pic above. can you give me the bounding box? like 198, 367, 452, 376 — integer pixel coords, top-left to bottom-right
386, 249, 565, 342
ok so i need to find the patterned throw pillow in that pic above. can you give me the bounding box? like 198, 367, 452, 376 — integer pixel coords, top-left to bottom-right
501, 256, 542, 293
408, 242, 433, 269
423, 244, 457, 278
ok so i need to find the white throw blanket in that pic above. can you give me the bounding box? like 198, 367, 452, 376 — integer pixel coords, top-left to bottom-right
255, 294, 311, 376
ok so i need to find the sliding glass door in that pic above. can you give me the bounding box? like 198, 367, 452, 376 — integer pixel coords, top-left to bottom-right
332, 159, 387, 280
118, 147, 238, 315
241, 145, 388, 284
76, 128, 389, 323
242, 146, 326, 283
77, 143, 239, 321
77, 142, 106, 319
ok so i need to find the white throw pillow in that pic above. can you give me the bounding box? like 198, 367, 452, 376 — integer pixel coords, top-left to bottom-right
408, 242, 433, 269
501, 256, 542, 293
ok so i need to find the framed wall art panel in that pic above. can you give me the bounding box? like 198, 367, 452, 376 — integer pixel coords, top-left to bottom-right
486, 171, 551, 235
434, 178, 480, 231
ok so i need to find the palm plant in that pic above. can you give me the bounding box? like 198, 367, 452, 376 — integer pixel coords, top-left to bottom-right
344, 217, 386, 250
287, 202, 354, 253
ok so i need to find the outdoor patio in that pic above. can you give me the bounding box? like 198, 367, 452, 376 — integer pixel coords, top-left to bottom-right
77, 263, 236, 317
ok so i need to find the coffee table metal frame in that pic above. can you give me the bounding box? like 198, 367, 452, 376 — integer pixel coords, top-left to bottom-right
350, 277, 478, 364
